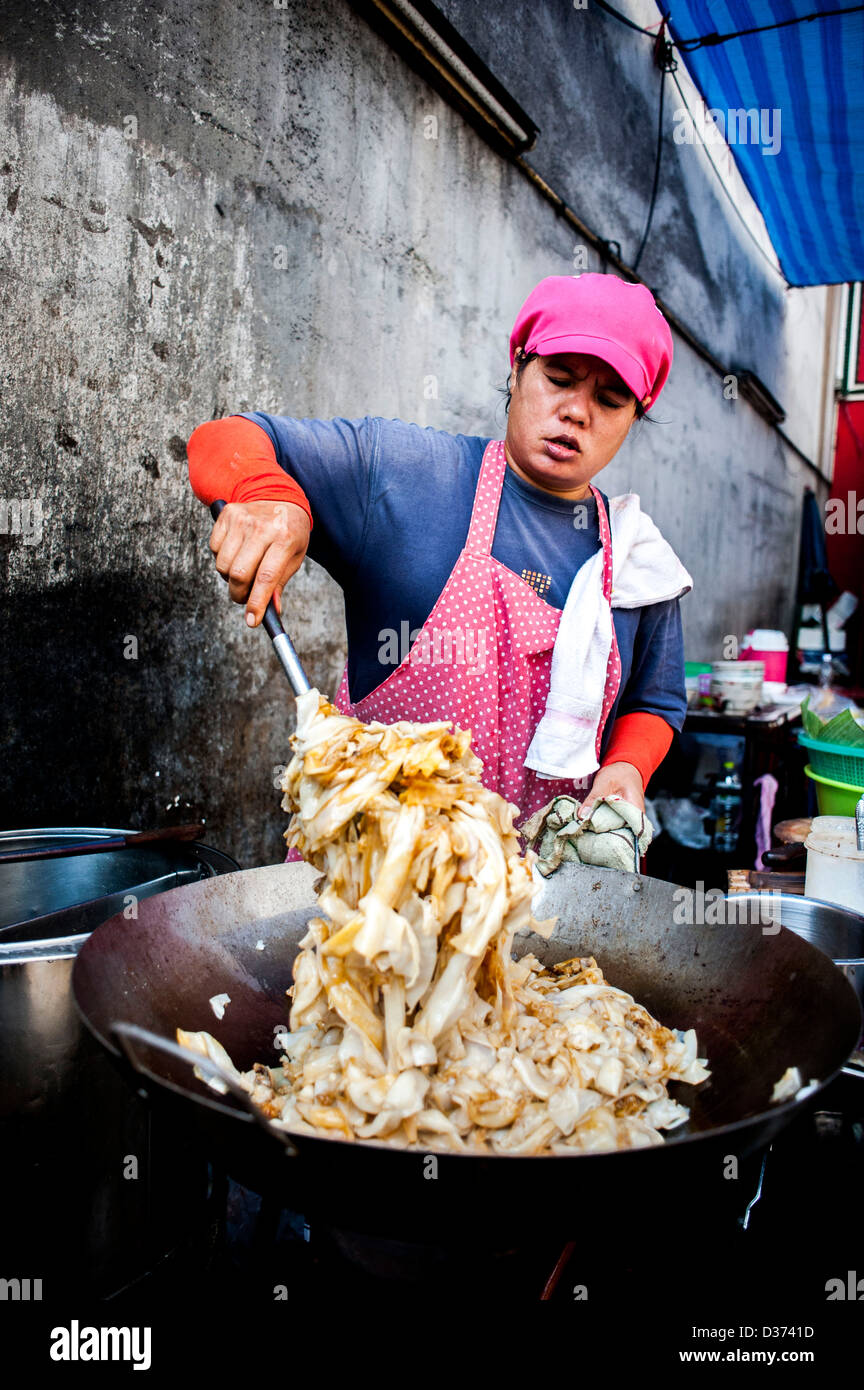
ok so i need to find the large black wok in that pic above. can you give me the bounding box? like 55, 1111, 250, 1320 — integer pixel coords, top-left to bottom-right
72, 860, 861, 1245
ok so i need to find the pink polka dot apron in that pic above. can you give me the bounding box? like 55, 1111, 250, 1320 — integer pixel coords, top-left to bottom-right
285, 440, 621, 859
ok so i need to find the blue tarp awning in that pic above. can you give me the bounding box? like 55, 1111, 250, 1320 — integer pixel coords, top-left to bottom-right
664, 1, 864, 286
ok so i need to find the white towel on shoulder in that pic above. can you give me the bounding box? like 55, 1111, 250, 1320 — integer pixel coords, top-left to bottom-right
523, 494, 693, 782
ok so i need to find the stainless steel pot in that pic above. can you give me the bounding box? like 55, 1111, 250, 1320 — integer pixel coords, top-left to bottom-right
730, 891, 864, 1011
0, 827, 239, 1297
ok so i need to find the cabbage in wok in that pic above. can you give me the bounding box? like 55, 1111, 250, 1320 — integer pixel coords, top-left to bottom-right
178, 690, 709, 1154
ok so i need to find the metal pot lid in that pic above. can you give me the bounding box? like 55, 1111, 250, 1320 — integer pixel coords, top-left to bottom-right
0, 826, 239, 943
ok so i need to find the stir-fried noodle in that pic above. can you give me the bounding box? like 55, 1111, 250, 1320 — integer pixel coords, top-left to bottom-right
179, 692, 709, 1153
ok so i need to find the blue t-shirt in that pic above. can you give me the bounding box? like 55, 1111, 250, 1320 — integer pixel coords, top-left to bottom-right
237, 413, 687, 755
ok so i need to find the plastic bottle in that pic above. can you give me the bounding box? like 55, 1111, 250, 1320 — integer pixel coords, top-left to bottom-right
712, 760, 742, 854
819, 652, 833, 688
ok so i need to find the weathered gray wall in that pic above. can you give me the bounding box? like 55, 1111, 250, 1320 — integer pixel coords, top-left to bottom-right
0, 0, 831, 866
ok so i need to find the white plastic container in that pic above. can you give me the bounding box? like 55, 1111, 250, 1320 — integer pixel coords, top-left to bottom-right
710, 660, 764, 714
811, 816, 855, 836
804, 818, 864, 913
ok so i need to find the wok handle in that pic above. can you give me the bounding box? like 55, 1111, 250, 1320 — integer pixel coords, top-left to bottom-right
209, 499, 311, 696
109, 1021, 298, 1157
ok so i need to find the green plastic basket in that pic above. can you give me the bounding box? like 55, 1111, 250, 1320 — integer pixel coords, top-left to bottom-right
798, 734, 864, 786
803, 765, 864, 816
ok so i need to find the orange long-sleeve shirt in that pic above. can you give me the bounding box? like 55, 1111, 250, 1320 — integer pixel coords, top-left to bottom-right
187, 415, 314, 526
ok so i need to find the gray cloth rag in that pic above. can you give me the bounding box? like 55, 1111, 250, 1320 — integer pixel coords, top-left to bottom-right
521, 794, 655, 877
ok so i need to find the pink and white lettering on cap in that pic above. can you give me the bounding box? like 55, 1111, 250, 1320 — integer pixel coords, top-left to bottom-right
509, 272, 674, 410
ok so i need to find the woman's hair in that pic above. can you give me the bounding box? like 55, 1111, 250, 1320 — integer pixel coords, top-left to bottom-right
500, 349, 652, 421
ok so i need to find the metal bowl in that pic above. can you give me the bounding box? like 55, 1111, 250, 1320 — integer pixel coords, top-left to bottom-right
730, 891, 864, 1007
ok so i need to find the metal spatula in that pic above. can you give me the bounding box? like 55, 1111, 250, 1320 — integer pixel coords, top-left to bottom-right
210, 499, 310, 696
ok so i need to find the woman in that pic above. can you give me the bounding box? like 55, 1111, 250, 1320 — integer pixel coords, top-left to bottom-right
187, 273, 691, 826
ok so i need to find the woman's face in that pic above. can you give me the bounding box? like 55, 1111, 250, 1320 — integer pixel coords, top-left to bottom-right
504, 352, 639, 499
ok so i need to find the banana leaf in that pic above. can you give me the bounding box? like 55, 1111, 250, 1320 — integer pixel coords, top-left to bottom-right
800, 695, 864, 747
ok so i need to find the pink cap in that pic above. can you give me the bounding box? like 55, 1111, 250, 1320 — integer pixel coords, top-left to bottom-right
509, 273, 674, 409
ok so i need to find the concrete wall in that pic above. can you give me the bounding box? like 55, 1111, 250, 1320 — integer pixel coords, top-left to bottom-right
0, 0, 833, 866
